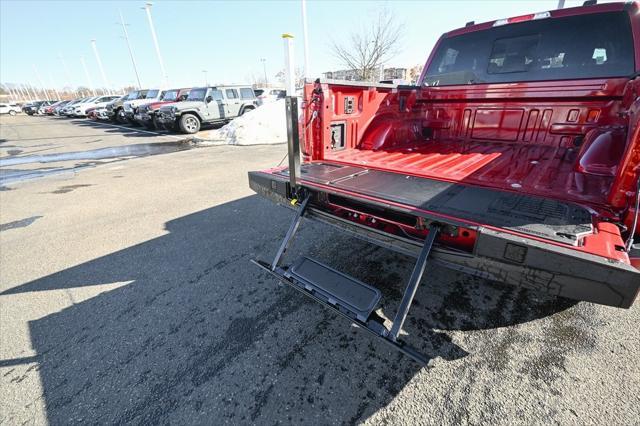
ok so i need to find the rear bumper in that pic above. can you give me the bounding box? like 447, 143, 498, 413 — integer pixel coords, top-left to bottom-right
249, 170, 640, 308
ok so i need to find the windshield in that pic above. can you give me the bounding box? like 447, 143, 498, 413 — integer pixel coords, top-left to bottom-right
128, 91, 140, 100
422, 11, 634, 86
187, 88, 207, 102
162, 90, 179, 102
145, 90, 159, 99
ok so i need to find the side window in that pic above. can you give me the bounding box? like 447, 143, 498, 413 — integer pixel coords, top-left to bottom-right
240, 88, 255, 99
225, 89, 238, 99
210, 89, 223, 101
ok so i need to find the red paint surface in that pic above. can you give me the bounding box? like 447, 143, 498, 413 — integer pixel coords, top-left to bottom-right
294, 2, 640, 265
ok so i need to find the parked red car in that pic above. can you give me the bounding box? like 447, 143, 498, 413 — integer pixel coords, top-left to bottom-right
44, 100, 68, 115
134, 88, 191, 129
249, 2, 640, 363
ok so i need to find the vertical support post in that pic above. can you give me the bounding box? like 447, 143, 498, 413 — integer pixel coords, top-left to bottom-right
301, 0, 310, 79
282, 33, 300, 196
285, 96, 301, 195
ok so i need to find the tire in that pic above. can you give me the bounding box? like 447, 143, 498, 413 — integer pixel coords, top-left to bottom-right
240, 106, 254, 116
144, 121, 155, 130
115, 109, 127, 124
9, 110, 16, 116
152, 116, 161, 131
178, 113, 200, 134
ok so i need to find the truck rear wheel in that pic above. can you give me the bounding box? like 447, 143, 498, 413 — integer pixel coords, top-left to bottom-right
179, 113, 200, 134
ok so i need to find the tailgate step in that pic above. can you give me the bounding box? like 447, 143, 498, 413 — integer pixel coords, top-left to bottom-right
253, 194, 440, 365
286, 257, 381, 322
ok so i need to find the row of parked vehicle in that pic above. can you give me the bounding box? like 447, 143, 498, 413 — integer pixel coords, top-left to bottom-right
17, 85, 285, 134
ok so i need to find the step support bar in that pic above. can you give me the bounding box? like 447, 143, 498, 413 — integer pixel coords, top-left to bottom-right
388, 224, 440, 341
271, 196, 310, 271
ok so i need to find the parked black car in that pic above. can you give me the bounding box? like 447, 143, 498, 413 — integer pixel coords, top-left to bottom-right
22, 101, 46, 115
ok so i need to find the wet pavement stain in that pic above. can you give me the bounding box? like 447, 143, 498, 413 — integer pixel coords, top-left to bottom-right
51, 184, 93, 194
0, 216, 43, 232
7, 149, 23, 156
0, 141, 194, 167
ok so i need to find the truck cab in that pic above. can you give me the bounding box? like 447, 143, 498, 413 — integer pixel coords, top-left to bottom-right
249, 2, 640, 363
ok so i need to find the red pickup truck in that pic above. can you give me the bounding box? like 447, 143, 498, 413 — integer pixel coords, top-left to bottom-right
250, 2, 640, 363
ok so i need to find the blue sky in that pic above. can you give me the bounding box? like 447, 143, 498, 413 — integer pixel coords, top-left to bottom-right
0, 0, 610, 90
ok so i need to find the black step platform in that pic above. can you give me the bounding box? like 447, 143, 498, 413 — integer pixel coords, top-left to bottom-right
286, 257, 381, 322
277, 163, 593, 245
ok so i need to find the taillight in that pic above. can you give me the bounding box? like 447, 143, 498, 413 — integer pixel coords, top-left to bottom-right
493, 11, 550, 26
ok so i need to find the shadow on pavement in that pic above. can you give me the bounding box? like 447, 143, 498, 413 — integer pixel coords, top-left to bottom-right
71, 118, 225, 137
1, 195, 575, 424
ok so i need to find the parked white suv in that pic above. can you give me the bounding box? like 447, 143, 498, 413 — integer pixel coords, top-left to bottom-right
72, 95, 120, 117
123, 89, 164, 124
0, 103, 21, 115
254, 87, 285, 105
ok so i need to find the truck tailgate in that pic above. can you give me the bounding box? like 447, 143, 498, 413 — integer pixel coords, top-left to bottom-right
249, 162, 640, 308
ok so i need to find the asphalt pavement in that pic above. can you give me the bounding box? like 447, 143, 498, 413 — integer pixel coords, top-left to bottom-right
1, 115, 639, 425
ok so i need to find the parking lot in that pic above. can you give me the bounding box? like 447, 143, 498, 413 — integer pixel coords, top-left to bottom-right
1, 115, 639, 425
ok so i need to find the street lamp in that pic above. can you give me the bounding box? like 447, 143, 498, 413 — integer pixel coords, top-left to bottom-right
119, 9, 143, 89
260, 58, 268, 84
143, 2, 169, 87
91, 39, 112, 94
80, 56, 97, 96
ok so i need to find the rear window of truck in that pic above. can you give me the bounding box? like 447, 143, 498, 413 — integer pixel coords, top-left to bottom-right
422, 11, 634, 86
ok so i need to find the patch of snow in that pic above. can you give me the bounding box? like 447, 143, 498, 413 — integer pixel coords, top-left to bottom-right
206, 100, 290, 145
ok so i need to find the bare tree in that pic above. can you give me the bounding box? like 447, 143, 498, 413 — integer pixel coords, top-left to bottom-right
330, 10, 403, 81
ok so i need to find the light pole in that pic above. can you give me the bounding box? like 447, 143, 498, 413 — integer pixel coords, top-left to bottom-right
260, 58, 268, 84
80, 56, 97, 96
202, 70, 208, 86
91, 39, 111, 94
17, 85, 26, 101
58, 53, 78, 97
301, 0, 310, 79
48, 72, 62, 100
119, 9, 142, 89
28, 83, 40, 100
33, 65, 50, 101
143, 2, 169, 87
2, 84, 15, 102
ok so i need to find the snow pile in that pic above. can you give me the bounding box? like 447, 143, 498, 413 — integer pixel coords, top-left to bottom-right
210, 100, 288, 145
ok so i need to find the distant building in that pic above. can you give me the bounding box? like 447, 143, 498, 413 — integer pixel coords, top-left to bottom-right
322, 69, 360, 81
382, 67, 408, 81
322, 67, 408, 82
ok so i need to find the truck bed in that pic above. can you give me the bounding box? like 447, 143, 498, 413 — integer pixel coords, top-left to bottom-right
325, 139, 612, 206
277, 162, 593, 245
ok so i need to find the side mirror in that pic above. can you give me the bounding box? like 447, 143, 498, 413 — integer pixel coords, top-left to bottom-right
205, 96, 213, 103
